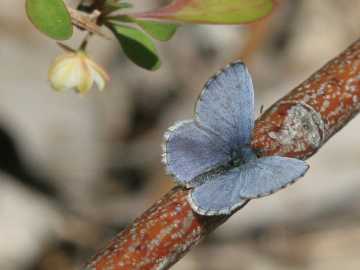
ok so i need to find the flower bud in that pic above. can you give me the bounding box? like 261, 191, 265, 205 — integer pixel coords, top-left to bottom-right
48, 51, 110, 94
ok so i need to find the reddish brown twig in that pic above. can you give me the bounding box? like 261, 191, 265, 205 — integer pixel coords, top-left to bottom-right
84, 38, 360, 270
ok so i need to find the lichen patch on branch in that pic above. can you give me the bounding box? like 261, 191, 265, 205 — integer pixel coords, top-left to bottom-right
268, 102, 325, 156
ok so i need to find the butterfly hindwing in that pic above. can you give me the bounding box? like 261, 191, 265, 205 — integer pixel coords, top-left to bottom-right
163, 120, 231, 186
236, 156, 309, 199
189, 156, 309, 215
188, 169, 248, 215
195, 61, 255, 148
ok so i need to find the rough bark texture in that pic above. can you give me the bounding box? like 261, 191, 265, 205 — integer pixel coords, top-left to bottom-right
84, 38, 360, 270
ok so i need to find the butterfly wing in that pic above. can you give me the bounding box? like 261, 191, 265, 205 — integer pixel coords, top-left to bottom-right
188, 169, 248, 215
188, 170, 246, 216
236, 156, 309, 199
163, 62, 255, 185
189, 156, 308, 215
195, 61, 255, 148
163, 120, 231, 186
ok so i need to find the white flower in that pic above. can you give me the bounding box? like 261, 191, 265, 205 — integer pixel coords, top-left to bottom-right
48, 51, 110, 94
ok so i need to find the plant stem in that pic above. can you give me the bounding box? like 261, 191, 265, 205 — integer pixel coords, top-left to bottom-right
78, 32, 93, 51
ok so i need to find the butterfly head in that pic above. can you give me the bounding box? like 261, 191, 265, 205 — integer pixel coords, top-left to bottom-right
231, 146, 257, 167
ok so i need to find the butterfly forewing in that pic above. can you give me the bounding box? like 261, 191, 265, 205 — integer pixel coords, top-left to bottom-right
195, 61, 255, 149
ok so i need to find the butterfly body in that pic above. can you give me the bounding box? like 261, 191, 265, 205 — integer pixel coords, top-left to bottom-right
187, 146, 255, 187
231, 146, 258, 165
162, 61, 309, 216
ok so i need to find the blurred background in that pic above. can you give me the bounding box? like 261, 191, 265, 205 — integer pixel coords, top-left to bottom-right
1, 0, 360, 269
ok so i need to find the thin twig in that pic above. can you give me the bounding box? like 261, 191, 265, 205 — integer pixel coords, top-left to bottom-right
68, 7, 110, 39
84, 38, 360, 270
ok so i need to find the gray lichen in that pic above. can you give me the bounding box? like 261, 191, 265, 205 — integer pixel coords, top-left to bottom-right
269, 102, 325, 152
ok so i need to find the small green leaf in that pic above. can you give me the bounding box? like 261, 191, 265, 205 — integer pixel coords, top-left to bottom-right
134, 20, 178, 41
108, 15, 178, 41
133, 0, 275, 24
26, 0, 73, 40
108, 23, 161, 70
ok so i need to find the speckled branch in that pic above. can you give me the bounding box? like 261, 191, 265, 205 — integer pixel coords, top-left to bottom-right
84, 38, 360, 270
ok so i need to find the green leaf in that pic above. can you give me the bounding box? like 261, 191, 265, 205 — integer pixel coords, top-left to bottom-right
107, 23, 161, 70
133, 0, 275, 24
26, 0, 73, 40
108, 15, 178, 41
134, 20, 178, 41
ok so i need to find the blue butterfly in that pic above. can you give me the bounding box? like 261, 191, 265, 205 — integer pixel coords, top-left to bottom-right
162, 61, 309, 216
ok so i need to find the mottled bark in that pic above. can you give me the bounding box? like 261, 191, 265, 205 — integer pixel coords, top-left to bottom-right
84, 38, 360, 270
